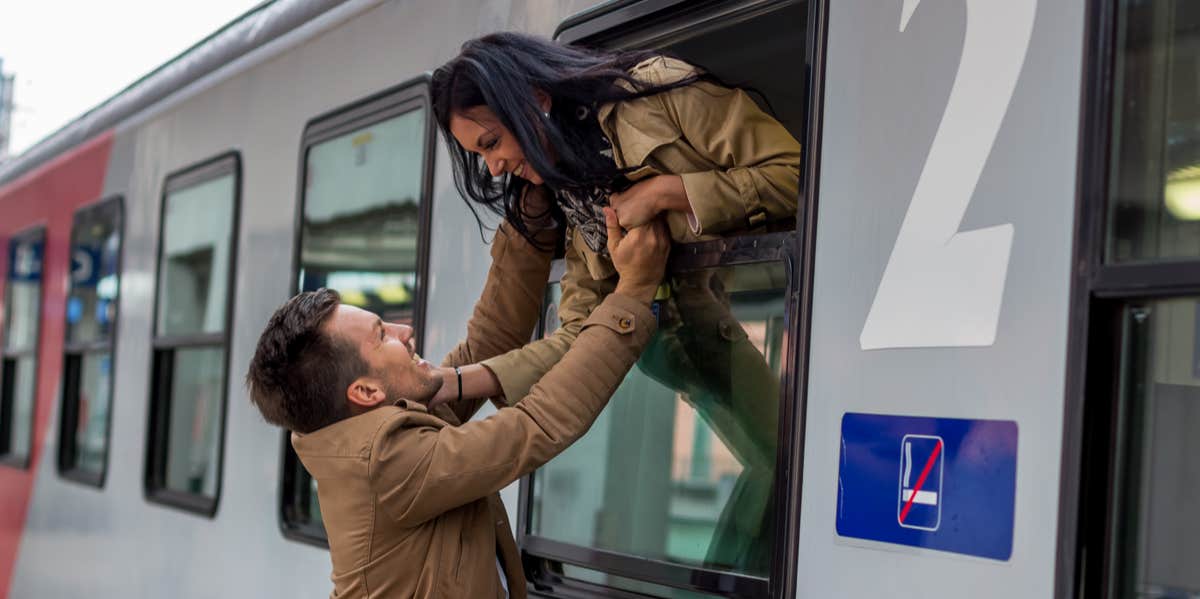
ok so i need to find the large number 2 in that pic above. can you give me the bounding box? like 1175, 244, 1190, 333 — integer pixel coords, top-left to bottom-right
859, 0, 1038, 350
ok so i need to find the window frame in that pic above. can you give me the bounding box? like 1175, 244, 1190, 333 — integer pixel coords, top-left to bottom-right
143, 152, 242, 517
57, 195, 125, 488
1058, 0, 1200, 597
0, 224, 48, 470
278, 76, 437, 547
519, 1, 829, 597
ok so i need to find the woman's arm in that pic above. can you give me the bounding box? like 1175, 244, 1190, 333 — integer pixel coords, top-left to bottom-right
610, 75, 802, 234
472, 232, 616, 406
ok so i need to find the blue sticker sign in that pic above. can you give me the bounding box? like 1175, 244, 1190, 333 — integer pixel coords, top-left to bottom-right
837, 413, 1018, 560
7, 238, 43, 283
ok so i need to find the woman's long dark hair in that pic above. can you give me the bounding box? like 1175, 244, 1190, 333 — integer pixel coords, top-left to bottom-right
431, 32, 705, 244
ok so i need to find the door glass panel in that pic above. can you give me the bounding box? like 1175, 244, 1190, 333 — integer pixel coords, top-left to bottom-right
1114, 298, 1200, 598
530, 261, 787, 577
1107, 1, 1200, 262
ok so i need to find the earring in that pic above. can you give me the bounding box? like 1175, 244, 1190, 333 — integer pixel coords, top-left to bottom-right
575, 105, 590, 120
542, 111, 551, 119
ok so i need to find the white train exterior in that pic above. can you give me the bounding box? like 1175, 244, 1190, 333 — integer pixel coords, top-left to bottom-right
0, 0, 1196, 598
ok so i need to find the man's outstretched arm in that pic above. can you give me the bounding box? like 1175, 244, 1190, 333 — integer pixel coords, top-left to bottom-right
370, 211, 668, 527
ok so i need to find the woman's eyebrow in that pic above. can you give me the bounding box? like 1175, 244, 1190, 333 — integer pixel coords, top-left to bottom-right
475, 126, 498, 148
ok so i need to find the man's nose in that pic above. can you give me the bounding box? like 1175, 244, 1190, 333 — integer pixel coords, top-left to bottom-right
396, 324, 414, 346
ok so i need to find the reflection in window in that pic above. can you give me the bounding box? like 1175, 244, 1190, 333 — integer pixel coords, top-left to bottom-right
1108, 1, 1200, 262
531, 262, 787, 577
1114, 299, 1200, 598
59, 198, 122, 483
146, 159, 238, 513
299, 108, 426, 324
1, 228, 45, 467
157, 175, 235, 336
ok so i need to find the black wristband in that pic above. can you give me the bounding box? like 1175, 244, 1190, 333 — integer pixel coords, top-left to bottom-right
454, 366, 463, 404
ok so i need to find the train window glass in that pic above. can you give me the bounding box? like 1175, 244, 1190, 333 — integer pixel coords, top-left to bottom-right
1110, 298, 1200, 598
1106, 1, 1200, 263
0, 227, 45, 468
298, 107, 426, 322
58, 198, 122, 485
281, 85, 433, 545
155, 176, 236, 336
530, 260, 787, 577
146, 154, 239, 515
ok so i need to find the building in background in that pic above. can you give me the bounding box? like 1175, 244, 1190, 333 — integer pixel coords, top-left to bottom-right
0, 58, 14, 160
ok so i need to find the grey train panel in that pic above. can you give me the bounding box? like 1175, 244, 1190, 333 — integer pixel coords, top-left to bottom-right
9, 1, 596, 597
797, 0, 1083, 597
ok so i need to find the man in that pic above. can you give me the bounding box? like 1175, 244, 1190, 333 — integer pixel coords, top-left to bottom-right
246, 209, 668, 598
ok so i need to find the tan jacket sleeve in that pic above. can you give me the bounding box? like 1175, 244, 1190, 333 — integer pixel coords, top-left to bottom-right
438, 219, 557, 423
664, 80, 802, 235
369, 293, 655, 527
479, 231, 616, 404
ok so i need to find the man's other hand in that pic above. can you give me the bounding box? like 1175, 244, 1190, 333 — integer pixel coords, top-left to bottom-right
606, 207, 669, 305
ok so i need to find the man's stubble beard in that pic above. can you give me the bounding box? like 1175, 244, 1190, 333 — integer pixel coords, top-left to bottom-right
382, 369, 444, 406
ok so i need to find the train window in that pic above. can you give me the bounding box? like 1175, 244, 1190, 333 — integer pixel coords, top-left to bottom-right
57, 197, 123, 486
1106, 1, 1200, 263
0, 226, 46, 469
1106, 299, 1200, 598
145, 154, 240, 516
281, 82, 434, 546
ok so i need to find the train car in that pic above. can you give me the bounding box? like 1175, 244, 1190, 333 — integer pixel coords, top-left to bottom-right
0, 0, 1195, 597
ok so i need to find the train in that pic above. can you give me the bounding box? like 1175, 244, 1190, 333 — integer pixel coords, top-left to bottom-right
0, 0, 1196, 597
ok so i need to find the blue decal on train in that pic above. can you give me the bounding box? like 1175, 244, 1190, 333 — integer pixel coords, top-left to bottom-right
836, 412, 1018, 561
7, 238, 43, 283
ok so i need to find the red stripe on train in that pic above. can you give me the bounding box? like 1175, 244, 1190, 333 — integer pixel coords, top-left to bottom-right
0, 131, 114, 599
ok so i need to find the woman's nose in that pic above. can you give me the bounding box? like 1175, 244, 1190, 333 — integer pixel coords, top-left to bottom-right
486, 157, 505, 177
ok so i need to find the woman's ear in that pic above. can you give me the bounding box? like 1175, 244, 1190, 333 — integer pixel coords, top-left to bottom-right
534, 88, 552, 114
346, 377, 388, 410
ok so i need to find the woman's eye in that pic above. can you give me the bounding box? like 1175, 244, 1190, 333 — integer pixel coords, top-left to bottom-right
484, 138, 498, 150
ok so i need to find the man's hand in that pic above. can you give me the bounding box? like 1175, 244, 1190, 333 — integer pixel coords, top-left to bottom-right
610, 175, 690, 229
606, 208, 669, 305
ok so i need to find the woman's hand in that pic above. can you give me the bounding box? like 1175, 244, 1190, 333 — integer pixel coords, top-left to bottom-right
610, 175, 692, 229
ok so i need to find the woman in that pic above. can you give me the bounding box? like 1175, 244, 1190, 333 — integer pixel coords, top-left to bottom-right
428, 32, 799, 575
429, 31, 801, 408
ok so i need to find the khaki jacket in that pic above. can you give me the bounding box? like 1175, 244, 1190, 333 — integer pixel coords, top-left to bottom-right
292, 223, 658, 598
482, 56, 801, 402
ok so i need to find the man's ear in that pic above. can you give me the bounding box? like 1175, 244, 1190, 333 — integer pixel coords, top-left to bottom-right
346, 376, 388, 410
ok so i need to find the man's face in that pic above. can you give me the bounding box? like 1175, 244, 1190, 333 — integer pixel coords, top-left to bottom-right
323, 304, 443, 405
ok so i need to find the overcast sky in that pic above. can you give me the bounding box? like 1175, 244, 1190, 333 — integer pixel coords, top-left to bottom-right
0, 0, 264, 156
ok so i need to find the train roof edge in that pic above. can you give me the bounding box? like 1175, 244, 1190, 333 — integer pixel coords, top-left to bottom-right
0, 0, 360, 188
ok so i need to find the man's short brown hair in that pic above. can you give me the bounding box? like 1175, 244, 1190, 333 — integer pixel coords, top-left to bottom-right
246, 289, 367, 433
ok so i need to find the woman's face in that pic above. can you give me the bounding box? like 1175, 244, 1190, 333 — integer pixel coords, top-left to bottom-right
449, 105, 544, 185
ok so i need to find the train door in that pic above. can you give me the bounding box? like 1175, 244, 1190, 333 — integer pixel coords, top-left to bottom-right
1068, 1, 1200, 598
518, 1, 816, 597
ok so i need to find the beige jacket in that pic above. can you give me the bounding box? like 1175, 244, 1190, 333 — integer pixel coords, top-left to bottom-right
481, 56, 801, 402
292, 223, 657, 598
